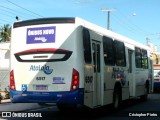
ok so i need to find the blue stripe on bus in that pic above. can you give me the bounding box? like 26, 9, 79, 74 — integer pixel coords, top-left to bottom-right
154, 82, 160, 87
10, 88, 84, 105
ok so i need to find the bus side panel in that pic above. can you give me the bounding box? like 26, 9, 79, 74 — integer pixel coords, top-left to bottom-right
135, 69, 149, 96
103, 66, 114, 105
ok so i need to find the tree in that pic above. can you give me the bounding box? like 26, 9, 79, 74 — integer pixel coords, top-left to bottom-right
0, 24, 11, 42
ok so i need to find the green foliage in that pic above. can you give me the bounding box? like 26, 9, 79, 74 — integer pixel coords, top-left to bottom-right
0, 24, 11, 42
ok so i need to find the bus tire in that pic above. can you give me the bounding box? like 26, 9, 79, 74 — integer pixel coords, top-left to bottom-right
112, 87, 121, 111
140, 80, 149, 101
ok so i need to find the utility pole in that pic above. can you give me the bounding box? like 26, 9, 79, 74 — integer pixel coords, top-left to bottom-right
101, 8, 115, 30
146, 37, 151, 46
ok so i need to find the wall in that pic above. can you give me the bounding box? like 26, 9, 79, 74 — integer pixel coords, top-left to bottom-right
0, 42, 10, 91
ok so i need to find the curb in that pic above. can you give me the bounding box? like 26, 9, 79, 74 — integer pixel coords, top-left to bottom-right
0, 99, 10, 104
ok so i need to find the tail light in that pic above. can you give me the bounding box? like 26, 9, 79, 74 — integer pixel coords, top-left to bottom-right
70, 68, 79, 91
10, 70, 16, 90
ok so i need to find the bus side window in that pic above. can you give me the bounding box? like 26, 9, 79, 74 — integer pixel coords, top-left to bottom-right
92, 43, 96, 72
97, 44, 100, 72
114, 40, 126, 67
103, 36, 115, 65
135, 47, 142, 68
83, 28, 92, 64
142, 49, 148, 69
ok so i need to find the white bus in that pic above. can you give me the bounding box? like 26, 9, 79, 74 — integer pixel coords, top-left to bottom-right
10, 17, 153, 111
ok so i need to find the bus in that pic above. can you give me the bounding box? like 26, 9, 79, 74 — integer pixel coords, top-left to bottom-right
153, 64, 160, 92
10, 17, 153, 111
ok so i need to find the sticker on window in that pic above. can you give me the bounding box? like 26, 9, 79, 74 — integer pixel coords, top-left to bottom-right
33, 85, 48, 90
22, 84, 27, 91
53, 77, 65, 84
26, 26, 56, 44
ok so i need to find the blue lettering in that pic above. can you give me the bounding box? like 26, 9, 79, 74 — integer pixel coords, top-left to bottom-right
29, 65, 53, 74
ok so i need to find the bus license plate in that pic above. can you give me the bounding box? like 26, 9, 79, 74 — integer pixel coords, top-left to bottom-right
34, 85, 48, 90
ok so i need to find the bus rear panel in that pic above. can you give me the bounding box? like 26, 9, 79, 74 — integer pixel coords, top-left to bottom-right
10, 18, 84, 105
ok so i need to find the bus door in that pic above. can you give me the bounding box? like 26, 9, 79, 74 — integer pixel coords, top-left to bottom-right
128, 50, 134, 96
92, 40, 101, 107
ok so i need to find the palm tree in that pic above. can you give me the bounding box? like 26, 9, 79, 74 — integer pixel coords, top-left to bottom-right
0, 24, 11, 42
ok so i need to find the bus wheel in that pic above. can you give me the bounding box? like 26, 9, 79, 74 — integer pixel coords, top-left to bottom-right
140, 89, 148, 101
140, 88, 148, 101
57, 103, 77, 112
113, 88, 121, 111
140, 81, 149, 101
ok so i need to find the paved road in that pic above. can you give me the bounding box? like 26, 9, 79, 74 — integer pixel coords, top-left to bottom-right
1, 93, 160, 120
32, 93, 160, 120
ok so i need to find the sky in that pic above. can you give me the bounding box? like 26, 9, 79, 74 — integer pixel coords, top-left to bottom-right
0, 0, 160, 51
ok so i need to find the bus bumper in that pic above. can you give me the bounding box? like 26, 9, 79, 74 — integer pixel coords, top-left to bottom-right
10, 88, 84, 104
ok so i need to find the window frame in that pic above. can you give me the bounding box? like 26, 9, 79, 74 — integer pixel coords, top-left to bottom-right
114, 40, 126, 67
103, 36, 115, 65
83, 28, 92, 64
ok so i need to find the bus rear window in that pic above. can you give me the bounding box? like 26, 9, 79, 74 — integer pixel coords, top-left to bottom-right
13, 17, 75, 28
14, 48, 72, 62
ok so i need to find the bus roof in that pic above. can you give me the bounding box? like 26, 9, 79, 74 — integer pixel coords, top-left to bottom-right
75, 17, 150, 51
13, 17, 150, 51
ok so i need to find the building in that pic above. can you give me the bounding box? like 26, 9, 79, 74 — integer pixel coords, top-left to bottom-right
147, 42, 160, 64
0, 42, 10, 98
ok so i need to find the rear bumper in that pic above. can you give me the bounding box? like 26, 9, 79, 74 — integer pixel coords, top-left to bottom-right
10, 88, 84, 105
